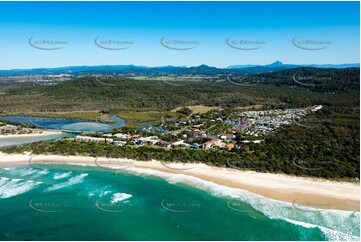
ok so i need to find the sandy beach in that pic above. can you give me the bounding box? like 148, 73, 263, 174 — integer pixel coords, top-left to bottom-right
0, 152, 359, 211
0, 130, 63, 138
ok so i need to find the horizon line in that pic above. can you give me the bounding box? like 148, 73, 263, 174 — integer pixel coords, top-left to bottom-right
1, 61, 360, 72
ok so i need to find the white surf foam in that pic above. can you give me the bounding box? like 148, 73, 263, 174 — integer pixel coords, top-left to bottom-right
31, 169, 50, 178
11, 178, 22, 182
285, 218, 358, 241
85, 185, 111, 198
110, 192, 132, 204
116, 166, 360, 240
7, 167, 38, 177
38, 169, 49, 175
101, 190, 112, 197
0, 178, 42, 199
53, 171, 72, 180
45, 173, 88, 192
0, 177, 10, 186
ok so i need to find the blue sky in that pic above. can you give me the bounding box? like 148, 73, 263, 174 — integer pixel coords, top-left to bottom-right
0, 1, 359, 69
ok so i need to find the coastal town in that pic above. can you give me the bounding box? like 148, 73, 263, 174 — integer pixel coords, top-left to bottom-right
60, 105, 323, 152
0, 105, 323, 152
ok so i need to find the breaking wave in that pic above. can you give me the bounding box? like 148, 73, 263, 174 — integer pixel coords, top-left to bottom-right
53, 171, 72, 180
0, 177, 42, 199
110, 192, 132, 204
45, 173, 88, 192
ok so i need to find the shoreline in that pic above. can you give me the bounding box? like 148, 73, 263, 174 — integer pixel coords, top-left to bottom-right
0, 130, 63, 138
0, 152, 359, 212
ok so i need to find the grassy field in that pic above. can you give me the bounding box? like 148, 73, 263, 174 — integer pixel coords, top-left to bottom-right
117, 110, 180, 128
171, 105, 222, 114
235, 104, 264, 110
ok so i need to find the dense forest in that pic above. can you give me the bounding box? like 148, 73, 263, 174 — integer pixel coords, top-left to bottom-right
249, 67, 360, 92
0, 67, 359, 113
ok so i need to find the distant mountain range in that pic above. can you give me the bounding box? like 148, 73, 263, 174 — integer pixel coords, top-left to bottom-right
0, 61, 359, 76
227, 61, 360, 69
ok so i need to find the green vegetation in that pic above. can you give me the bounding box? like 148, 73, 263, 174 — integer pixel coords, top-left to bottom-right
1, 67, 359, 180
236, 105, 360, 179
4, 135, 358, 181
1, 69, 358, 114
13, 112, 107, 121
171, 105, 221, 114
176, 107, 192, 116
116, 111, 180, 128
250, 67, 360, 92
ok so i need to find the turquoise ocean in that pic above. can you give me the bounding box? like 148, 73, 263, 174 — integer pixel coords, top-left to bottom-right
0, 164, 359, 241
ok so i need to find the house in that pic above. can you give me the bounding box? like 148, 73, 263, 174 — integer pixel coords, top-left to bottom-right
232, 125, 246, 131
219, 133, 236, 140
130, 139, 144, 146
190, 143, 201, 149
129, 136, 160, 146
244, 119, 255, 126
129, 134, 140, 139
75, 136, 113, 143
193, 131, 207, 139
226, 143, 235, 150
172, 140, 184, 147
113, 141, 127, 146
155, 140, 171, 148
140, 136, 160, 145
191, 125, 201, 130
202, 138, 222, 149
215, 141, 226, 149
114, 133, 128, 139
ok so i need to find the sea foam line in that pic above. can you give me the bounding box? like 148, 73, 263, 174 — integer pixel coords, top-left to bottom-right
53, 171, 72, 180
284, 218, 358, 241
7, 167, 39, 177
45, 173, 88, 192
117, 166, 360, 241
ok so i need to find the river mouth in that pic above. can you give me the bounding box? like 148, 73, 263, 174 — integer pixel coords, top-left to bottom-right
0, 114, 125, 148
